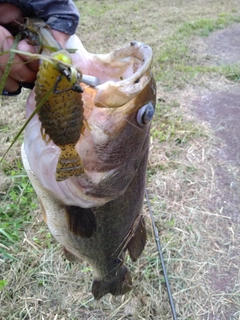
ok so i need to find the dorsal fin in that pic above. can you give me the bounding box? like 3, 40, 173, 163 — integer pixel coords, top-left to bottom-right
65, 205, 97, 238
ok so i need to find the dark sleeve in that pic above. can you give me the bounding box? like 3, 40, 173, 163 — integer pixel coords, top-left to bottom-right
0, 0, 80, 34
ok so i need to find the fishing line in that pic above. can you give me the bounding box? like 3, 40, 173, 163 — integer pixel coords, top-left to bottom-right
145, 190, 178, 320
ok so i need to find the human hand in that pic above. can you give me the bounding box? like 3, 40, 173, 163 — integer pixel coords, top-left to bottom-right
0, 4, 71, 94
0, 4, 38, 93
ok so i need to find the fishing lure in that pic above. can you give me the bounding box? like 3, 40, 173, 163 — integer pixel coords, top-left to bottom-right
35, 50, 86, 181
19, 19, 87, 180
0, 19, 89, 181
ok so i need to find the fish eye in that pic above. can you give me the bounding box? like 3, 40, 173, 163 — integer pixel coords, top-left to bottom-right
137, 102, 155, 126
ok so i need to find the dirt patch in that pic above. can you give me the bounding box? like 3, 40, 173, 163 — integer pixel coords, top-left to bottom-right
193, 92, 240, 225
192, 25, 240, 319
194, 92, 240, 164
206, 23, 240, 64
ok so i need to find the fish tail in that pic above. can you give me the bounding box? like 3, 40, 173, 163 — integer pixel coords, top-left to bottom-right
92, 265, 132, 300
56, 144, 84, 181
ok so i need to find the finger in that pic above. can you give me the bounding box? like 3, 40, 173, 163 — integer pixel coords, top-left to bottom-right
0, 27, 22, 91
51, 30, 70, 49
0, 4, 23, 35
0, 4, 23, 24
9, 55, 37, 84
1, 52, 37, 85
0, 28, 37, 85
18, 40, 39, 73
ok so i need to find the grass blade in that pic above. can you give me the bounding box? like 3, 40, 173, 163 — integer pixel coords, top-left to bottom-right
0, 33, 22, 96
0, 228, 15, 243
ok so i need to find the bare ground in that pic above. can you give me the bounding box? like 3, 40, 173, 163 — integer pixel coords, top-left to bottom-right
1, 0, 240, 319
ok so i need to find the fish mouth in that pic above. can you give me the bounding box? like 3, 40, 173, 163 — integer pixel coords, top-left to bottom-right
93, 41, 153, 109
91, 264, 132, 300
68, 38, 154, 109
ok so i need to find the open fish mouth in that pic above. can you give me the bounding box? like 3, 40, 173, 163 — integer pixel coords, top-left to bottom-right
22, 34, 156, 300
78, 40, 155, 109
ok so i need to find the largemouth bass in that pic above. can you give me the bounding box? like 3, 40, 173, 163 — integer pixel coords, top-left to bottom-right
22, 36, 156, 299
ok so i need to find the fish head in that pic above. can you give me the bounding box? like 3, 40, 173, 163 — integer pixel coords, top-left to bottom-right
23, 38, 156, 207
72, 39, 156, 203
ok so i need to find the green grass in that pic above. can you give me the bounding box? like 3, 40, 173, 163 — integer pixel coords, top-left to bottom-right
221, 63, 240, 81
76, 0, 146, 17
0, 280, 7, 290
154, 13, 240, 89
77, 2, 116, 16
0, 160, 36, 256
171, 63, 240, 82
151, 100, 202, 145
178, 13, 240, 37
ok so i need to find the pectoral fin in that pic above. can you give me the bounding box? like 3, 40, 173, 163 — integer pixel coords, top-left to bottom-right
65, 205, 97, 238
127, 216, 146, 262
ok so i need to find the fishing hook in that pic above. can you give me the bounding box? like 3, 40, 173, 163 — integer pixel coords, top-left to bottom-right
145, 190, 178, 320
